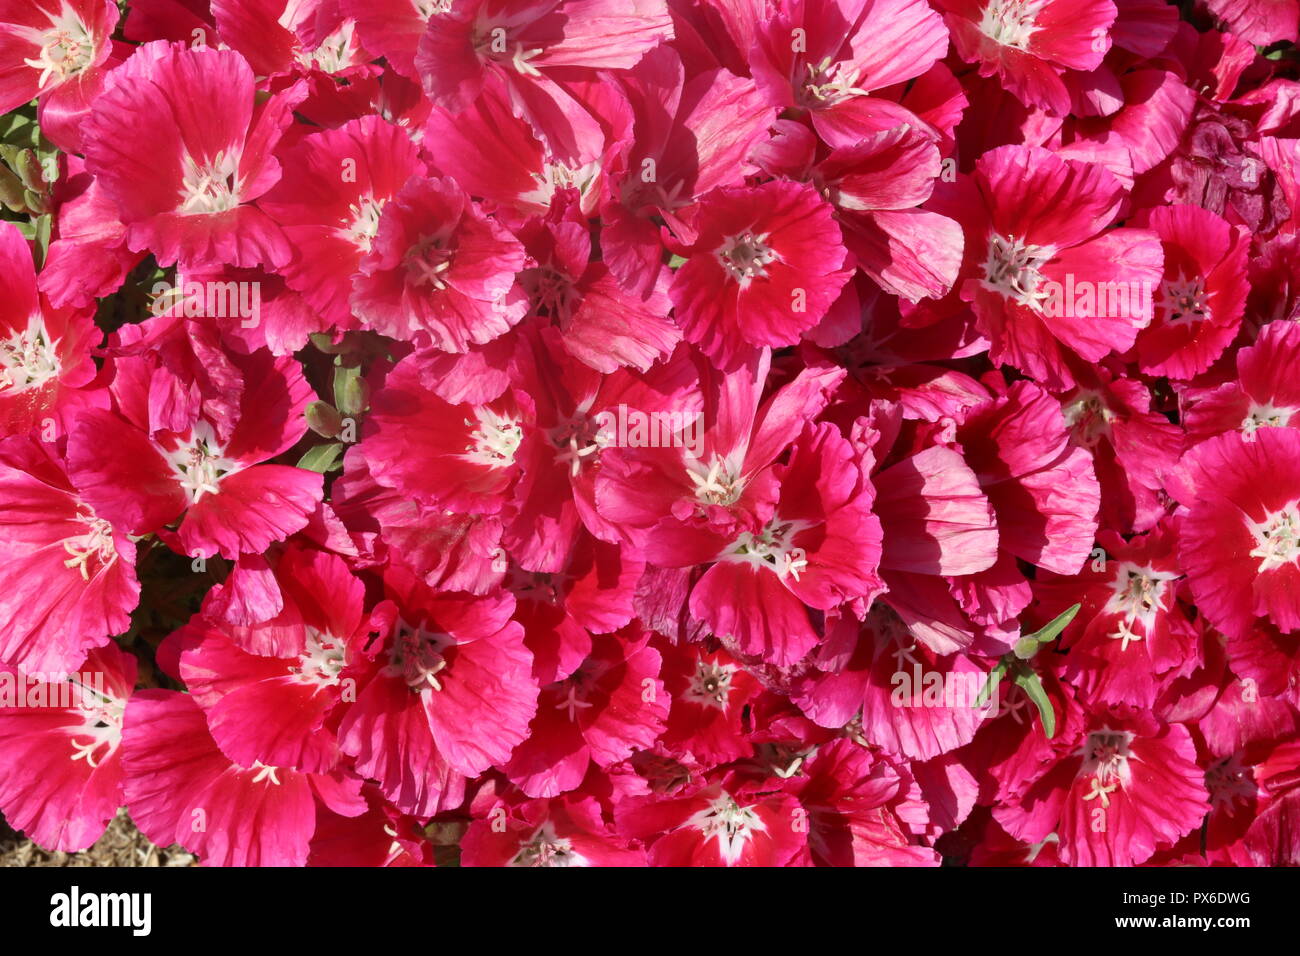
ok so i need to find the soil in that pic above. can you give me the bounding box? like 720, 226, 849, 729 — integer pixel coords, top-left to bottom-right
0, 810, 195, 867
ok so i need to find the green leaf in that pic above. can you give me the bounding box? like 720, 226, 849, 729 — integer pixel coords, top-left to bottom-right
1014, 668, 1057, 738
976, 657, 1010, 709
333, 363, 369, 416
31, 214, 51, 269
1029, 602, 1082, 642
297, 443, 343, 473
0, 107, 40, 149
1014, 602, 1081, 659
667, 253, 687, 269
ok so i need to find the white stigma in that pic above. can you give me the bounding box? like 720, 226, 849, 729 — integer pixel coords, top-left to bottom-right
1158, 273, 1212, 325
164, 422, 239, 504
179, 150, 242, 215
723, 516, 812, 581
685, 660, 735, 711
716, 231, 777, 286
464, 406, 524, 468
291, 627, 347, 688
685, 454, 744, 507
1076, 729, 1134, 808
978, 0, 1047, 50
799, 56, 869, 107
1240, 402, 1297, 437
982, 233, 1054, 310
1102, 561, 1179, 651
22, 3, 96, 90
509, 822, 588, 867
62, 509, 117, 581
0, 315, 61, 392
344, 195, 385, 252
1248, 503, 1300, 573
685, 793, 767, 866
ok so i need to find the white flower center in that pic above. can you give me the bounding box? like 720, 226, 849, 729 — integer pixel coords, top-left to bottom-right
509, 822, 587, 867
300, 21, 358, 73
978, 0, 1047, 50
163, 422, 240, 504
290, 627, 347, 687
716, 231, 777, 286
723, 515, 812, 581
249, 761, 282, 785
62, 509, 117, 581
21, 3, 96, 90
982, 233, 1054, 310
1061, 390, 1114, 447
464, 406, 524, 468
548, 412, 606, 477
1158, 273, 1212, 325
798, 56, 868, 107
389, 618, 452, 692
685, 793, 767, 866
179, 150, 242, 215
68, 680, 125, 770
1241, 402, 1297, 437
0, 316, 61, 392
1248, 503, 1300, 573
685, 454, 744, 507
344, 195, 385, 252
1077, 729, 1134, 808
1103, 561, 1179, 651
685, 660, 736, 711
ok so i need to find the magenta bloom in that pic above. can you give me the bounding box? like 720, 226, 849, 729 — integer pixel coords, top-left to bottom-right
669, 181, 852, 369
1170, 427, 1300, 639
352, 176, 528, 349
0, 436, 137, 674
0, 643, 135, 851
1134, 204, 1249, 379
994, 708, 1208, 866
82, 42, 300, 270
937, 0, 1117, 114
0, 0, 121, 151
259, 115, 425, 329
947, 145, 1164, 391
336, 567, 538, 816
0, 222, 101, 437
122, 689, 365, 867
67, 346, 322, 559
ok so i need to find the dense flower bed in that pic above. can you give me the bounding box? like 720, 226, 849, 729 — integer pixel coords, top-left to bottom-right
0, 0, 1298, 867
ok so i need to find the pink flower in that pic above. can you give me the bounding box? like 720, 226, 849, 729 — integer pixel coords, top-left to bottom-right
0, 436, 137, 674
937, 0, 1117, 114
260, 115, 425, 329
618, 778, 808, 866
1184, 319, 1300, 445
351, 176, 529, 349
749, 0, 951, 146
67, 345, 323, 559
82, 42, 302, 270
943, 145, 1164, 391
0, 222, 101, 437
336, 566, 538, 816
122, 688, 365, 866
1133, 204, 1249, 379
1169, 427, 1300, 639
463, 795, 646, 866
994, 707, 1208, 866
0, 643, 135, 851
0, 0, 122, 151
668, 180, 852, 370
